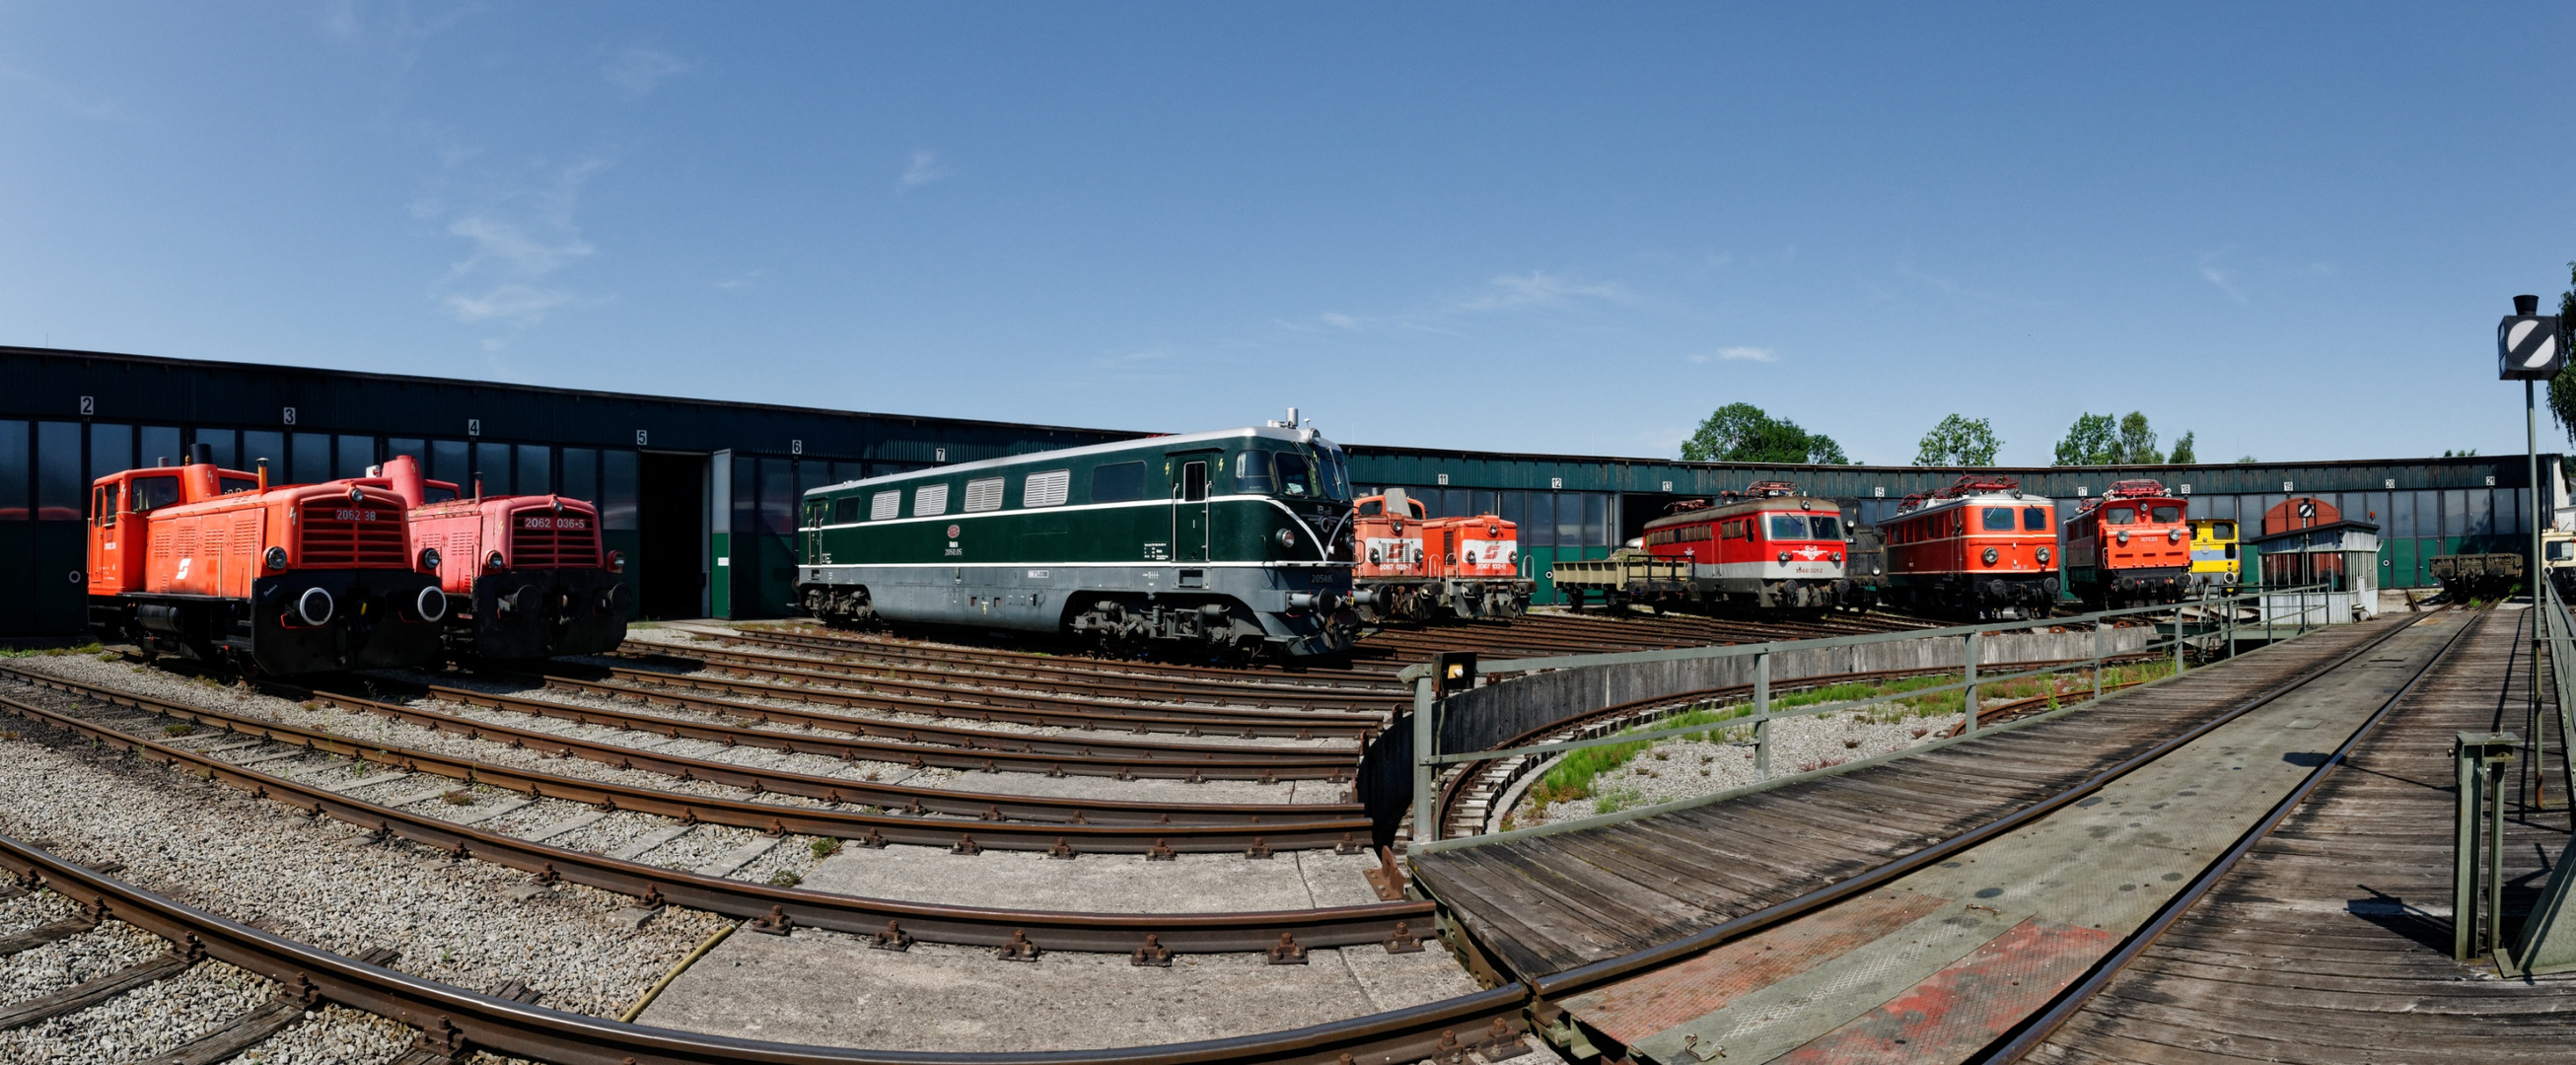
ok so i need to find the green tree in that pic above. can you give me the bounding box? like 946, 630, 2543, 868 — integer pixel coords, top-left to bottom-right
2052, 413, 2118, 465
2443, 448, 2479, 458
1912, 414, 2001, 466
2168, 431, 2196, 464
1680, 402, 1847, 464
2114, 412, 2163, 464
2237, 455, 2258, 463
2547, 261, 2576, 443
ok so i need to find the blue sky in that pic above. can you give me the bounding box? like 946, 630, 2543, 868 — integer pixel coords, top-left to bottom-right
2, 3, 2571, 465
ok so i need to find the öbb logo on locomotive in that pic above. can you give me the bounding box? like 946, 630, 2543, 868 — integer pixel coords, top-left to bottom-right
794, 421, 1361, 661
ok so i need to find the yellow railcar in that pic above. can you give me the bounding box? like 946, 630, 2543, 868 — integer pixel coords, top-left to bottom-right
2187, 518, 2241, 594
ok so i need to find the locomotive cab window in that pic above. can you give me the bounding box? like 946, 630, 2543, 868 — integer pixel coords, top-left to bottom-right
422, 484, 459, 504
1357, 499, 1381, 517
2023, 507, 2049, 532
1092, 462, 1146, 503
1236, 452, 1274, 495
131, 474, 179, 514
2150, 505, 2182, 524
1275, 453, 1316, 498
1811, 515, 1842, 538
1180, 461, 1208, 502
219, 474, 258, 495
2213, 521, 2235, 539
2105, 505, 2136, 525
93, 484, 113, 528
1981, 507, 2014, 532
832, 497, 861, 524
1767, 514, 1807, 540
804, 499, 827, 529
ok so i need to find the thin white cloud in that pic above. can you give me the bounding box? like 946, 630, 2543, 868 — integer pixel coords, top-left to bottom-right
715, 269, 768, 292
1320, 313, 1361, 330
604, 46, 696, 98
417, 156, 609, 327
1688, 346, 1777, 364
900, 150, 950, 189
2197, 252, 2249, 304
1453, 270, 1635, 312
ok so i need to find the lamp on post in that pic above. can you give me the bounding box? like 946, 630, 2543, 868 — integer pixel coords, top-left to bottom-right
2500, 294, 2564, 808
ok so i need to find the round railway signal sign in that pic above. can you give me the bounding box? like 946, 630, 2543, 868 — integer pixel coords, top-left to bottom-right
2499, 295, 2563, 380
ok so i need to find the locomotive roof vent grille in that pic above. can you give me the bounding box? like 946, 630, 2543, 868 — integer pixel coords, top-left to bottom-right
510, 505, 599, 570
298, 505, 406, 568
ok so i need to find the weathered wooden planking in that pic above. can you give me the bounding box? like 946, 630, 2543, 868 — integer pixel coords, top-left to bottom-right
2043, 608, 2576, 1063
1414, 621, 2398, 977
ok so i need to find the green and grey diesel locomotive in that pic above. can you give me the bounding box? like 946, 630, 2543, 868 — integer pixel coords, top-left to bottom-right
795, 425, 1360, 660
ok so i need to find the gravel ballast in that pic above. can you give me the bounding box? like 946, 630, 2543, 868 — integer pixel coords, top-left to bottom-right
1512, 706, 1970, 825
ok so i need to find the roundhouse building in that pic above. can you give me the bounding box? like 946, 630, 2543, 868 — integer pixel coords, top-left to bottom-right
0, 345, 2557, 637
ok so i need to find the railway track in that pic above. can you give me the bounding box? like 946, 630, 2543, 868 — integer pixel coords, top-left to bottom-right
0, 667, 1371, 856
652, 628, 1405, 707
0, 680, 1430, 955
332, 671, 1362, 782
0, 835, 1529, 1065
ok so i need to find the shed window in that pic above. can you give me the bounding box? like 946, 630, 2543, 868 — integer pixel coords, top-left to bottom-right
963, 477, 1005, 513
1093, 462, 1146, 503
913, 483, 951, 517
870, 490, 901, 521
833, 497, 861, 524
1024, 469, 1070, 508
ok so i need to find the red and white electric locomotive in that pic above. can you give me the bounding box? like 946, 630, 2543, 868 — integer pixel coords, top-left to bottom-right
1883, 475, 2059, 618
1621, 480, 1847, 612
2062, 479, 2191, 606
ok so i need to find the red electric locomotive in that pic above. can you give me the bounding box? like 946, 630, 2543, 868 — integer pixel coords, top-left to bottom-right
356, 455, 631, 661
84, 445, 448, 675
1351, 489, 1532, 622
2062, 479, 2191, 606
1556, 481, 1846, 613
1882, 475, 2059, 618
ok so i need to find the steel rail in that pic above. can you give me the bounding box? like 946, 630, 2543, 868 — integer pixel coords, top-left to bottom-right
723, 625, 1396, 690
556, 658, 1390, 734
15, 680, 1371, 855
1973, 608, 2482, 1062
0, 834, 1522, 1065
0, 665, 1336, 826
0, 691, 1433, 954
633, 640, 1399, 713
1514, 608, 2440, 1003
359, 676, 1361, 781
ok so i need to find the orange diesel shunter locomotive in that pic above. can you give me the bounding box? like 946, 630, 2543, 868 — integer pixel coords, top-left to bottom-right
84, 445, 447, 675
2062, 479, 2192, 606
1882, 475, 2058, 618
361, 455, 630, 661
1560, 481, 1845, 613
1351, 489, 1532, 622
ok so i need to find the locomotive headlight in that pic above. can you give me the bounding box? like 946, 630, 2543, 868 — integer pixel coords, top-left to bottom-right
2169, 529, 2183, 543
2037, 546, 2052, 565
486, 550, 506, 573
1368, 547, 1382, 563
1832, 551, 1844, 563
263, 546, 288, 571
1982, 547, 1999, 565
606, 550, 626, 575
1276, 528, 1298, 549
1777, 551, 1791, 564
2115, 531, 2130, 546
418, 547, 441, 573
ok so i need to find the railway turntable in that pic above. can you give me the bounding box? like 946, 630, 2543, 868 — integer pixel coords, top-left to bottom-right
1409, 607, 2493, 1064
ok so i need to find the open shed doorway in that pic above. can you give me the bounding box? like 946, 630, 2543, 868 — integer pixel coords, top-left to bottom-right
639, 452, 707, 619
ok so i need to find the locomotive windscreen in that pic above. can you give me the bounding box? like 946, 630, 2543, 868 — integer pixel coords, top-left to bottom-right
1767, 514, 1841, 539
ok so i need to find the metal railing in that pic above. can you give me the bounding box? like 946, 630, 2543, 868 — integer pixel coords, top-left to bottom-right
2497, 576, 2576, 973
1398, 586, 2337, 853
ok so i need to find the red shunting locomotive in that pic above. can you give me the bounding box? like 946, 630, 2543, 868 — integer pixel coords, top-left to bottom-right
84, 444, 448, 675
2062, 479, 2191, 606
1351, 489, 1532, 622
1882, 475, 2059, 619
360, 455, 631, 661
